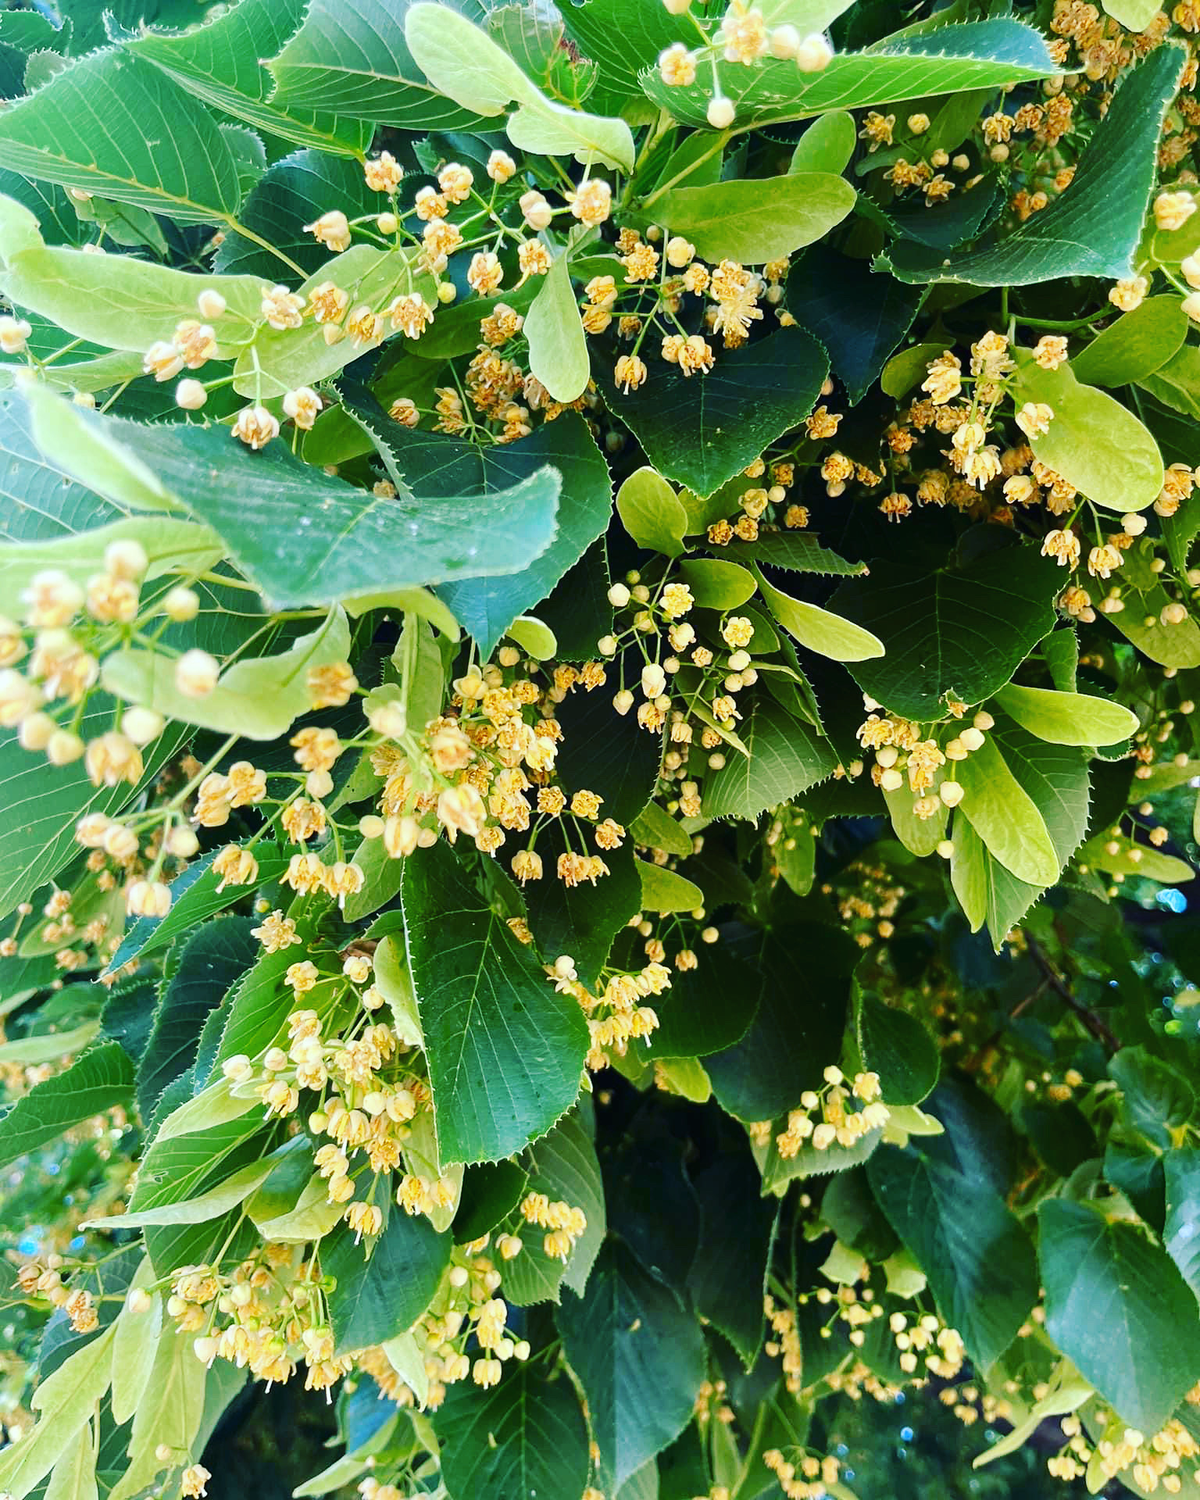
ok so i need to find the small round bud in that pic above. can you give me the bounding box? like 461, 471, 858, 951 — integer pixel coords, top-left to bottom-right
197, 289, 227, 319
706, 96, 736, 129
163, 585, 200, 622
46, 729, 84, 765
936, 839, 954, 859
175, 648, 220, 698
880, 767, 904, 791
939, 780, 965, 807
104, 538, 149, 580
795, 32, 833, 71
127, 1287, 153, 1314
377, 212, 398, 234
597, 634, 618, 656
175, 378, 208, 410
437, 282, 457, 304
959, 725, 985, 752
167, 825, 200, 858
608, 582, 631, 607
770, 22, 801, 57
121, 706, 164, 745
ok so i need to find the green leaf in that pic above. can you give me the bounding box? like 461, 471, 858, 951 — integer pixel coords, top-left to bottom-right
597, 325, 829, 498
111, 1327, 206, 1500
0, 50, 241, 225
880, 45, 1185, 285
856, 993, 938, 1106
954, 734, 1061, 886
404, 3, 635, 170
55, 408, 562, 611
616, 466, 687, 558
401, 842, 588, 1164
130, 0, 371, 157
831, 544, 1061, 720
706, 929, 851, 1121
525, 252, 589, 402
436, 1364, 590, 1500
1139, 342, 1200, 424
324, 1209, 451, 1356
702, 694, 836, 820
557, 1242, 706, 1493
506, 616, 557, 661
787, 244, 923, 404
0, 1324, 115, 1500
630, 801, 692, 858
654, 172, 854, 264
1107, 577, 1200, 669
0, 701, 186, 921
720, 530, 866, 577
0, 193, 268, 356
0, 515, 220, 598
0, 1042, 133, 1171
790, 112, 856, 174
1012, 352, 1163, 513
559, 0, 694, 112
687, 1151, 776, 1367
86, 1155, 277, 1232
637, 860, 703, 914
640, 18, 1058, 132
1080, 829, 1195, 884
869, 1147, 1037, 1371
1110, 1047, 1195, 1150
502, 1109, 606, 1306
44, 1423, 98, 1500
1038, 1198, 1200, 1432
215, 148, 379, 280
346, 402, 607, 661
268, 0, 489, 128
1070, 298, 1190, 388
1164, 1148, 1200, 1299
950, 720, 1090, 943
102, 609, 352, 741
523, 834, 642, 989
994, 684, 1137, 746
754, 566, 884, 663
110, 1262, 161, 1427
105, 846, 289, 975
676, 558, 756, 609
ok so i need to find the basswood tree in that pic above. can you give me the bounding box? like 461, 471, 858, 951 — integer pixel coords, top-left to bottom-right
1, 0, 1200, 1496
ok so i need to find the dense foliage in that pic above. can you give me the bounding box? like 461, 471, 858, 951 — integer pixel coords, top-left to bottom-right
4, 0, 1200, 1496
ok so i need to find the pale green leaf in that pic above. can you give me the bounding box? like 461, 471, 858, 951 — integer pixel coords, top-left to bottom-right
84, 1155, 277, 1231
0, 516, 221, 597
0, 1325, 116, 1500
110, 1260, 162, 1427
616, 467, 687, 557
636, 860, 703, 914
1014, 351, 1163, 513
1070, 297, 1189, 387
0, 51, 242, 225
101, 608, 350, 740
994, 684, 1138, 746
954, 735, 1061, 885
405, 3, 634, 169
44, 1424, 98, 1500
755, 566, 884, 662
655, 173, 854, 264
525, 252, 589, 403
790, 112, 856, 174
677, 558, 756, 609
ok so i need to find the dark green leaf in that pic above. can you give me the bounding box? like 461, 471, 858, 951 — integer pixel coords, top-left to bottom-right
553, 656, 663, 826
856, 992, 939, 1106
1109, 1046, 1195, 1150
787, 245, 922, 404
1164, 1148, 1200, 1299
453, 1160, 529, 1244
401, 843, 588, 1164
0, 1042, 133, 1170
436, 1363, 589, 1500
869, 1146, 1038, 1370
648, 944, 762, 1060
557, 1242, 706, 1493
706, 929, 851, 1121
522, 834, 642, 990
687, 1151, 776, 1367
597, 326, 829, 498
325, 1208, 451, 1356
880, 46, 1185, 285
831, 543, 1061, 719
137, 917, 258, 1121
1038, 1198, 1200, 1431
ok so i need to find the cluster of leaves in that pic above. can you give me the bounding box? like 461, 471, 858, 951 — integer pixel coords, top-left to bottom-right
6, 0, 1200, 1497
